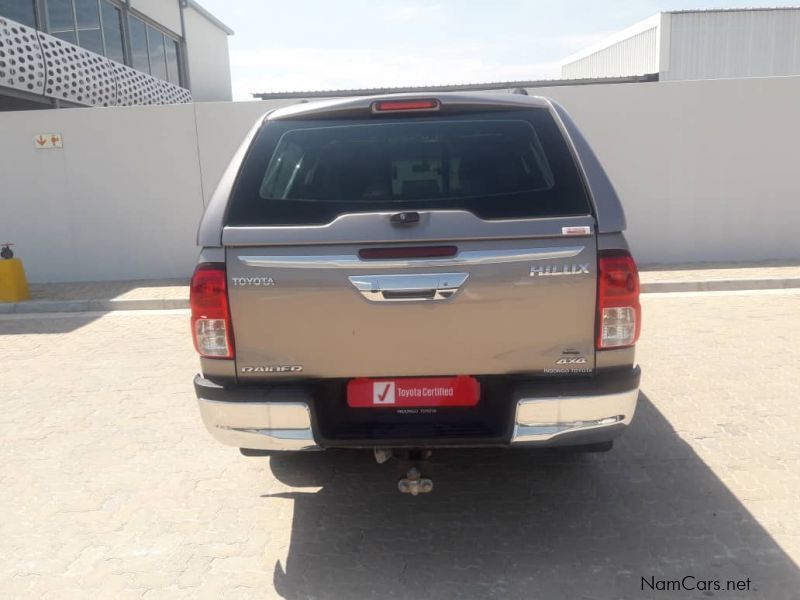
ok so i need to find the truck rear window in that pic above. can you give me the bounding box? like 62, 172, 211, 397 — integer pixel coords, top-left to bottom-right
226, 109, 590, 226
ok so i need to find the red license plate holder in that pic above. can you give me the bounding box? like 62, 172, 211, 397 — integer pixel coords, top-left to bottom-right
347, 376, 480, 408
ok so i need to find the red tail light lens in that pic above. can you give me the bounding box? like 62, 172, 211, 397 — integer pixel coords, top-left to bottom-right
190, 263, 234, 358
371, 99, 440, 113
597, 250, 641, 349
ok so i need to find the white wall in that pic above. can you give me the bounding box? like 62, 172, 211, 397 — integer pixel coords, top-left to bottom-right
130, 0, 182, 35
527, 76, 800, 264
0, 104, 204, 283
1, 76, 799, 282
183, 6, 232, 102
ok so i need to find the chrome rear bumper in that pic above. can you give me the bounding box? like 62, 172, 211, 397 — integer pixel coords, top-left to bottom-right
510, 388, 638, 445
194, 369, 639, 451
197, 396, 318, 450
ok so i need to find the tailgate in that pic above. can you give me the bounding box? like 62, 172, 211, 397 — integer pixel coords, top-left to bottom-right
226, 216, 597, 380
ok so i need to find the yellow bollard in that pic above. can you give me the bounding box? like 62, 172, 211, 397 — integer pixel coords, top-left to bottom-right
0, 244, 31, 302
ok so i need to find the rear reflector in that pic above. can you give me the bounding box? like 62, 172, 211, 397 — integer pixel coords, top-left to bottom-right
359, 245, 457, 260
371, 99, 440, 113
190, 263, 234, 358
596, 250, 641, 349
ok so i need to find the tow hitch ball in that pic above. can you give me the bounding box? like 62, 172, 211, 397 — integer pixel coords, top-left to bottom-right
398, 467, 433, 496
375, 448, 434, 495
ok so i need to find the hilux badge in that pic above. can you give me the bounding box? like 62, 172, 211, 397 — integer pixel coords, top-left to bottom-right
530, 264, 590, 277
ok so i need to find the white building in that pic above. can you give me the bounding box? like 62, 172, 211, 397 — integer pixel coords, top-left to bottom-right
561, 7, 800, 82
0, 0, 233, 110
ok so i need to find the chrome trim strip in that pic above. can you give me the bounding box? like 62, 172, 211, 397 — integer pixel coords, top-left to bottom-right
222, 427, 318, 450
510, 388, 639, 444
221, 212, 594, 248
239, 246, 584, 269
349, 273, 469, 302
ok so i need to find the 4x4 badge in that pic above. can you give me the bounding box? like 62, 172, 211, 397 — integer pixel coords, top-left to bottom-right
555, 357, 587, 365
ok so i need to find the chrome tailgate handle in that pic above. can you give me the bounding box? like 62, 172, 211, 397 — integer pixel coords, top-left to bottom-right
349, 273, 469, 302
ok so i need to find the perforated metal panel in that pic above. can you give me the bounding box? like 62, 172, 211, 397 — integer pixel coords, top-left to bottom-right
113, 61, 165, 105
0, 16, 46, 95
112, 61, 192, 106
0, 16, 191, 107
38, 32, 117, 106
160, 80, 192, 104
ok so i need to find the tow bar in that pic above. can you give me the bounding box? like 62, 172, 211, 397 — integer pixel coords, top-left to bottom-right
375, 448, 434, 495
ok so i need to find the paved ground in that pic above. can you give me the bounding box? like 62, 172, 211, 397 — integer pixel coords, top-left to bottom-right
638, 260, 800, 283
1, 291, 799, 599
27, 280, 188, 302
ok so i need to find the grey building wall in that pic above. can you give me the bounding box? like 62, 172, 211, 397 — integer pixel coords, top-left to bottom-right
562, 9, 800, 82
562, 21, 660, 79
664, 9, 800, 81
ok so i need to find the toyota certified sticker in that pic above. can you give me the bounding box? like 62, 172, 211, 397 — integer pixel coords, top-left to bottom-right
347, 376, 480, 408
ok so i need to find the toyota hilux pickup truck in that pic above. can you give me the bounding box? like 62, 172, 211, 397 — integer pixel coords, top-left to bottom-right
191, 92, 641, 494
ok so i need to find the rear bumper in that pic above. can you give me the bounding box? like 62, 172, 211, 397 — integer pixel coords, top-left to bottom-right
511, 388, 637, 446
195, 383, 318, 451
194, 367, 640, 451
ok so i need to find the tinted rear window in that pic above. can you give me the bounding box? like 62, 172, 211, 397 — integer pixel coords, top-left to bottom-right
226, 109, 590, 226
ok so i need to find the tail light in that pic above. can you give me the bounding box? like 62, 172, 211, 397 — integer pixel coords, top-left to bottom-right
597, 250, 641, 349
190, 263, 234, 358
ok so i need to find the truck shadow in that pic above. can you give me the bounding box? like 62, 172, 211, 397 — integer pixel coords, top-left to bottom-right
264, 392, 800, 599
